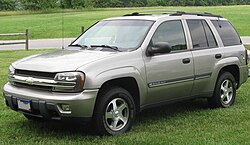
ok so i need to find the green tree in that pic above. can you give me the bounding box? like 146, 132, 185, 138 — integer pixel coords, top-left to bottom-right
72, 0, 85, 9
0, 0, 16, 10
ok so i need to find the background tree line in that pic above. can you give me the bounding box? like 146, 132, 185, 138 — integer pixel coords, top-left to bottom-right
0, 0, 249, 10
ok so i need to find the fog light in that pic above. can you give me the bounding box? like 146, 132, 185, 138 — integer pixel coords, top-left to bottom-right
60, 104, 71, 111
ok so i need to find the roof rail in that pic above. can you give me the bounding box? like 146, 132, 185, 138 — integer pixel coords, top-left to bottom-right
123, 10, 178, 16
170, 11, 223, 18
123, 11, 223, 18
123, 12, 151, 16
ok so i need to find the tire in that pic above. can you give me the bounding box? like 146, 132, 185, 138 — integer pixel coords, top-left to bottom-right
93, 86, 136, 135
23, 114, 43, 121
208, 72, 236, 108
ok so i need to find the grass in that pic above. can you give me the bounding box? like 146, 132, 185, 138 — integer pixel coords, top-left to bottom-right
0, 5, 250, 40
0, 49, 250, 144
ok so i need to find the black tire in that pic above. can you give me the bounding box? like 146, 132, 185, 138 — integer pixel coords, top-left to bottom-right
23, 114, 43, 121
93, 86, 136, 135
208, 72, 236, 108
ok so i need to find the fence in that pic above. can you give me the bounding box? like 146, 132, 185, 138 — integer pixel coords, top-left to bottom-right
0, 29, 29, 50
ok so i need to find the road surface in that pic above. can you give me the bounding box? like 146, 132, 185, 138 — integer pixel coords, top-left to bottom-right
0, 37, 250, 50
0, 38, 74, 50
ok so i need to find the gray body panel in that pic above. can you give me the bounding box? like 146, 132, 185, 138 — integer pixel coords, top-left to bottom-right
3, 14, 248, 119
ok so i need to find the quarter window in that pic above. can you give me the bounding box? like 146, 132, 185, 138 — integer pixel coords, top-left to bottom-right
211, 20, 241, 46
152, 20, 187, 51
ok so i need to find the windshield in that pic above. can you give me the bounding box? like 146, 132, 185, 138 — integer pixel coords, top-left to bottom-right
72, 20, 154, 51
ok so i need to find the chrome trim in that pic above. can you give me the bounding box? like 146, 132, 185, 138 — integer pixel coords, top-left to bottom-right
148, 76, 194, 88
194, 72, 212, 80
10, 75, 76, 89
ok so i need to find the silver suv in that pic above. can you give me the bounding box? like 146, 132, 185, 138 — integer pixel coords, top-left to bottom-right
3, 11, 248, 135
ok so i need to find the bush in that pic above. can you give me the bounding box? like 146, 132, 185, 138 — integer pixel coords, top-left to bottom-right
72, 0, 85, 9
0, 0, 16, 10
20, 0, 58, 10
1, 0, 249, 10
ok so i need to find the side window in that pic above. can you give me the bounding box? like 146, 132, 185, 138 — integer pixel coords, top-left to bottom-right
152, 20, 187, 51
202, 20, 218, 48
211, 20, 241, 46
187, 20, 217, 49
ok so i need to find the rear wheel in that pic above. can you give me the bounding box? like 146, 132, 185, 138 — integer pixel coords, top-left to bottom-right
208, 72, 236, 108
93, 87, 136, 135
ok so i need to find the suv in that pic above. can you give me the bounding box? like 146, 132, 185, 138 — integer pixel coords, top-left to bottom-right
3, 11, 248, 135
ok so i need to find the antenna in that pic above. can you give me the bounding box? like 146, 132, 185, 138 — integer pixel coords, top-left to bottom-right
61, 0, 64, 49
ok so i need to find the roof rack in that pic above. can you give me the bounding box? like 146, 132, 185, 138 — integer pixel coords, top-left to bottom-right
123, 11, 223, 18
170, 11, 223, 18
123, 12, 151, 16
123, 10, 178, 16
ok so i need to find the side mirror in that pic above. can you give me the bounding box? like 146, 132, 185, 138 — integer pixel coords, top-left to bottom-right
147, 42, 171, 56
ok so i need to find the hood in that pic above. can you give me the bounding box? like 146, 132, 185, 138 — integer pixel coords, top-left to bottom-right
13, 50, 116, 72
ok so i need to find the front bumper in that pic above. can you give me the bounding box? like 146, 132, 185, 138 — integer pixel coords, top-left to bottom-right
3, 82, 98, 121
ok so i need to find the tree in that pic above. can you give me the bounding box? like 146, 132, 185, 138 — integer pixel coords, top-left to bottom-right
0, 0, 16, 10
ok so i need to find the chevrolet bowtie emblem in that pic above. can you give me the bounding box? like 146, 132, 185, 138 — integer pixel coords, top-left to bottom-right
26, 77, 34, 85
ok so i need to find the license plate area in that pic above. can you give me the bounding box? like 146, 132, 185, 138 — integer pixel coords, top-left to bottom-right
17, 98, 31, 112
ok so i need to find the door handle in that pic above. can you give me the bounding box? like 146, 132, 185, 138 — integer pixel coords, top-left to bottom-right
215, 54, 222, 59
182, 58, 190, 64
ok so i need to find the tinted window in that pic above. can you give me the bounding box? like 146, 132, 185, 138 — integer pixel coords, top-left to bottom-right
152, 20, 187, 51
187, 20, 208, 49
212, 20, 241, 46
202, 20, 217, 48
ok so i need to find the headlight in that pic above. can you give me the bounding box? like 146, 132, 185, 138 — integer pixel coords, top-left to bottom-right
53, 72, 85, 92
8, 65, 15, 76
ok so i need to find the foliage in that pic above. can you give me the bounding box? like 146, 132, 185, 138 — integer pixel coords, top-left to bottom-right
20, 0, 58, 10
0, 0, 16, 10
0, 0, 249, 10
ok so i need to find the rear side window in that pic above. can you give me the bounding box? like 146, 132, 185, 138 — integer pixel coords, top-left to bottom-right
211, 20, 241, 46
187, 20, 217, 49
202, 20, 217, 48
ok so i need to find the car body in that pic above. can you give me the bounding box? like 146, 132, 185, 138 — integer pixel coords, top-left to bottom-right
3, 11, 248, 135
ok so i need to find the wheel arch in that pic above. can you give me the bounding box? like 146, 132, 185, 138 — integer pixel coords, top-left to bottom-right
95, 77, 142, 114
217, 65, 240, 89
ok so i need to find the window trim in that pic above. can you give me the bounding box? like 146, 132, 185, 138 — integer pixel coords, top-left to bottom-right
211, 20, 242, 47
201, 20, 218, 49
186, 19, 218, 50
146, 20, 188, 56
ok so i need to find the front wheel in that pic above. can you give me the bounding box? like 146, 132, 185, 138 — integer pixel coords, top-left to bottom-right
93, 87, 136, 135
208, 72, 236, 108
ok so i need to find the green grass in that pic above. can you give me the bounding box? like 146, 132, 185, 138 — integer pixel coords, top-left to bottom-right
0, 5, 250, 40
0, 49, 250, 144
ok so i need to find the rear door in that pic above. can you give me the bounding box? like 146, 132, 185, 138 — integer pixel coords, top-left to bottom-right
144, 20, 194, 105
186, 19, 220, 96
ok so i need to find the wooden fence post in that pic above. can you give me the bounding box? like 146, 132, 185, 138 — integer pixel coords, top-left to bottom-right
25, 29, 29, 50
82, 26, 84, 33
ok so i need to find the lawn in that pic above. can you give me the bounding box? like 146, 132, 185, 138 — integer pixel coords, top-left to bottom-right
0, 49, 250, 144
0, 5, 250, 40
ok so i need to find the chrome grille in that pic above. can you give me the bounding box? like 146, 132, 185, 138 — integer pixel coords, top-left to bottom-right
10, 70, 75, 91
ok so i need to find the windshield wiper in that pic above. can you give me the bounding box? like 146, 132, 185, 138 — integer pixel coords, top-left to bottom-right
68, 44, 89, 49
91, 45, 121, 52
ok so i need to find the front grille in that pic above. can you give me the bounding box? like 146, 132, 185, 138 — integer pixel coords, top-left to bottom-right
14, 82, 52, 91
15, 69, 56, 79
12, 69, 56, 91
